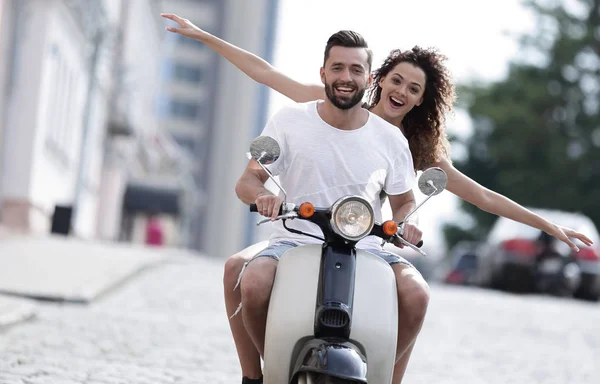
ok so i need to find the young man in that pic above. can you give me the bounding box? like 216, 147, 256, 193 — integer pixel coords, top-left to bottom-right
234, 30, 429, 384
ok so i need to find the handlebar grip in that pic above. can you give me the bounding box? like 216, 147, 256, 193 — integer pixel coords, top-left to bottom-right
249, 203, 284, 215
392, 233, 424, 248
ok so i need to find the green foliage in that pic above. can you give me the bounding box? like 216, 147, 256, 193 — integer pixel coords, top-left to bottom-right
446, 0, 600, 248
442, 223, 481, 251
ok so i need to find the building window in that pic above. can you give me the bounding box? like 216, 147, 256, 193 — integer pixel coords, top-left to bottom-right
173, 63, 203, 84
173, 135, 196, 154
44, 43, 83, 165
170, 100, 200, 120
156, 95, 169, 117
160, 60, 205, 85
156, 96, 205, 121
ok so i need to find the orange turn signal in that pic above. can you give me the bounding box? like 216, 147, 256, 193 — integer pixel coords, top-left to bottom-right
382, 220, 398, 237
298, 202, 315, 218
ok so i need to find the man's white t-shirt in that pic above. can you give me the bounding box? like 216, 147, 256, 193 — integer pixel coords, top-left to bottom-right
260, 100, 415, 250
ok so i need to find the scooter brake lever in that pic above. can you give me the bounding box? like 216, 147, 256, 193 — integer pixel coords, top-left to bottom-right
395, 235, 427, 257
256, 212, 298, 226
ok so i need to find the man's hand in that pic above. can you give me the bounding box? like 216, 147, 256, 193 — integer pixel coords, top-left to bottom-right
161, 13, 207, 40
393, 223, 423, 249
255, 192, 283, 221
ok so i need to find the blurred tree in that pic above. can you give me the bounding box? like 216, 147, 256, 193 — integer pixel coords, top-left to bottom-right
444, 0, 600, 246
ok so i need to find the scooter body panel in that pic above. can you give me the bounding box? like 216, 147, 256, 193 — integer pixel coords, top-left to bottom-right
263, 245, 397, 384
350, 249, 398, 383
263, 244, 322, 384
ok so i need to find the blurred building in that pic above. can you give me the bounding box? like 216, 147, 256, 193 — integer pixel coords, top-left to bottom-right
0, 0, 280, 256
159, 0, 280, 257
157, 0, 220, 248
0, 0, 119, 234
0, 0, 187, 244
0, 0, 10, 167
95, 0, 190, 246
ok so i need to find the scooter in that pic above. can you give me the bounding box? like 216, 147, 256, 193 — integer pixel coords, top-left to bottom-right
247, 136, 448, 384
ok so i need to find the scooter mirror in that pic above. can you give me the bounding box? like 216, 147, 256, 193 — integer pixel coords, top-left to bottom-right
418, 167, 448, 196
249, 136, 281, 165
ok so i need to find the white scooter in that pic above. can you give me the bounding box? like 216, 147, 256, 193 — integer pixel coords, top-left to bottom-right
247, 136, 448, 384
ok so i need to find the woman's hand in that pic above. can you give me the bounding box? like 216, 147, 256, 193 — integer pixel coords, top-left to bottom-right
161, 13, 208, 41
548, 223, 594, 252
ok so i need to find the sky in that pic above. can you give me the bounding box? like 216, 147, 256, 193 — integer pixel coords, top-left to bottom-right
263, 0, 537, 257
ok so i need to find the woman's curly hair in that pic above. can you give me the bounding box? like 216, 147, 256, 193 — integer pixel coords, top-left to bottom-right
367, 47, 456, 171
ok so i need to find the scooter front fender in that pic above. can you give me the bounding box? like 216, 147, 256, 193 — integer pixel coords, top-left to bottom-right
291, 338, 367, 383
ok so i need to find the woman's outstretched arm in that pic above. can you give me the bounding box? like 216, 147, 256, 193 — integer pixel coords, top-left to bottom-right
431, 157, 594, 252
161, 13, 325, 103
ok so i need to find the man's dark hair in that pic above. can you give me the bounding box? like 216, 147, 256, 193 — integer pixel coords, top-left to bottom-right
323, 30, 373, 70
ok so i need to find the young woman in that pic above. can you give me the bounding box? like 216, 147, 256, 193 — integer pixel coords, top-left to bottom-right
161, 13, 593, 384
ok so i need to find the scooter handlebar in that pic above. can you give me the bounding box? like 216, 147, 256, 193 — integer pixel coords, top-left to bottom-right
392, 233, 424, 248
250, 204, 423, 246
249, 203, 284, 215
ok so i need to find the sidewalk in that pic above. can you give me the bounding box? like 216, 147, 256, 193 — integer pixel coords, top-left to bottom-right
0, 228, 36, 329
0, 224, 13, 239
0, 248, 239, 384
0, 294, 36, 329
0, 234, 168, 303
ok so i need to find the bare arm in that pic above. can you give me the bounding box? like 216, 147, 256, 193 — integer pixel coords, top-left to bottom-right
235, 160, 282, 220
235, 160, 270, 204
433, 157, 594, 251
388, 191, 416, 223
388, 191, 422, 246
161, 13, 325, 103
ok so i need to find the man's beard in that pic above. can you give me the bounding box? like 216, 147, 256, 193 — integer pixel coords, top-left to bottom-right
324, 79, 366, 110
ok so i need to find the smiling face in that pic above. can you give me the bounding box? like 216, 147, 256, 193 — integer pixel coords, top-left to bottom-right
377, 61, 426, 122
320, 46, 371, 110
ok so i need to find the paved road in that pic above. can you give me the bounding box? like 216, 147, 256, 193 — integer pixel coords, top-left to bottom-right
0, 252, 598, 383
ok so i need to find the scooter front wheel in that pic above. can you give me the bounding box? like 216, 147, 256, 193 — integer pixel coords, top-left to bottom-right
296, 372, 359, 384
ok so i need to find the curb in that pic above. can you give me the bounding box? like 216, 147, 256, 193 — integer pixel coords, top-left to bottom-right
0, 295, 37, 329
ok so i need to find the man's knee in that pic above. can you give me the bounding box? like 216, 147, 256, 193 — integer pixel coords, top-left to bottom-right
240, 258, 277, 310
394, 265, 430, 327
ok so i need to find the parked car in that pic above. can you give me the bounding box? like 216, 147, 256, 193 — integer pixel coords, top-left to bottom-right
474, 208, 600, 300
438, 241, 481, 286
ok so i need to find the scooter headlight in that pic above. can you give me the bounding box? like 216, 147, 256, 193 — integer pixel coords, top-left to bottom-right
330, 196, 374, 241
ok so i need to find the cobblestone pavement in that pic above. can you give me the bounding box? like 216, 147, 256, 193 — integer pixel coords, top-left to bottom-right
0, 252, 598, 384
